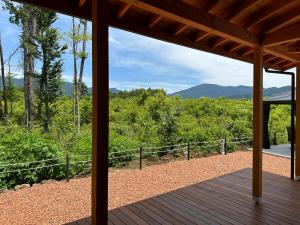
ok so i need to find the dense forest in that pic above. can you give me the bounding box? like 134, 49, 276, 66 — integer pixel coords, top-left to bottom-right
0, 3, 291, 189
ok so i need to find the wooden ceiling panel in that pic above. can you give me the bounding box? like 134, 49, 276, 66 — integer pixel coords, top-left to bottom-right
253, 1, 300, 34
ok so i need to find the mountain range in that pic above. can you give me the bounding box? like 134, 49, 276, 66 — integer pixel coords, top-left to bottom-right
170, 83, 291, 99
0, 78, 291, 99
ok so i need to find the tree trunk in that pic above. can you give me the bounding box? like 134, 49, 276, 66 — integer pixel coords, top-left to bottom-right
44, 71, 49, 133
23, 15, 36, 128
0, 95, 3, 120
72, 17, 80, 132
8, 60, 13, 115
0, 34, 8, 116
78, 19, 88, 94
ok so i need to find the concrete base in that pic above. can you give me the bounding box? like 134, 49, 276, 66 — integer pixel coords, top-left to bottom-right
295, 176, 300, 181
253, 196, 262, 204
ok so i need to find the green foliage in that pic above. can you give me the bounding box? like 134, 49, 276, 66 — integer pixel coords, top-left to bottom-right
0, 88, 292, 189
0, 127, 64, 189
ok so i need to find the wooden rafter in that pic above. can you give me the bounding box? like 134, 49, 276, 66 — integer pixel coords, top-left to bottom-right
203, 0, 219, 12
193, 32, 210, 43
224, 0, 258, 21
288, 46, 300, 53
78, 0, 87, 7
240, 47, 254, 57
148, 15, 162, 28
262, 7, 300, 34
226, 42, 243, 53
264, 45, 300, 63
174, 24, 188, 36
263, 22, 300, 47
117, 2, 132, 19
264, 55, 277, 63
12, 0, 92, 20
210, 37, 228, 48
243, 1, 292, 29
125, 0, 259, 47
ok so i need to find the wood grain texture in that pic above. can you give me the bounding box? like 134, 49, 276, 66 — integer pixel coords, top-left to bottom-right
66, 168, 300, 225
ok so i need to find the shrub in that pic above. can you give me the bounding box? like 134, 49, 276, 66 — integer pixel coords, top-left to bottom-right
0, 128, 64, 189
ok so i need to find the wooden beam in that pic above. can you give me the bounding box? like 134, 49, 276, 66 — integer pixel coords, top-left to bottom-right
203, 0, 219, 12
264, 45, 300, 63
252, 47, 263, 203
78, 0, 87, 7
148, 15, 162, 28
263, 22, 300, 47
243, 1, 292, 29
194, 32, 210, 43
117, 2, 132, 19
296, 63, 300, 181
262, 7, 300, 34
92, 0, 109, 224
264, 55, 277, 63
126, 0, 259, 47
12, 0, 92, 20
226, 42, 243, 53
288, 46, 300, 53
240, 47, 254, 57
174, 24, 188, 36
210, 37, 228, 48
225, 0, 258, 21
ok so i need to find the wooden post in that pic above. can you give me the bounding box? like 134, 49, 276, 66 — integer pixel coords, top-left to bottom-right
253, 47, 263, 203
187, 142, 190, 160
92, 0, 109, 224
66, 153, 70, 182
224, 137, 227, 155
296, 63, 300, 181
139, 147, 143, 170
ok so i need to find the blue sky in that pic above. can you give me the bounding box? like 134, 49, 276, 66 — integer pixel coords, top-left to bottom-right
0, 3, 293, 93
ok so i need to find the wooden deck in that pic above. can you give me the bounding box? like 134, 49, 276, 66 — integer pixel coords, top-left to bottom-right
66, 168, 300, 225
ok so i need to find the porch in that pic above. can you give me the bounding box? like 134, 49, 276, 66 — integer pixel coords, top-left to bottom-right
67, 168, 300, 225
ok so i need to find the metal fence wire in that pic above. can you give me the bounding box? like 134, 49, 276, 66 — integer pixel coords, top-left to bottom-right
0, 137, 254, 179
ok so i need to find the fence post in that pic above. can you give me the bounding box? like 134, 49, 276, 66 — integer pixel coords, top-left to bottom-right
220, 139, 225, 155
139, 147, 143, 170
66, 153, 70, 182
187, 142, 190, 160
224, 137, 227, 155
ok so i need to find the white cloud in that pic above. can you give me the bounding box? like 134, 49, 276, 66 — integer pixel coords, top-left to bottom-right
109, 28, 292, 89
109, 81, 190, 93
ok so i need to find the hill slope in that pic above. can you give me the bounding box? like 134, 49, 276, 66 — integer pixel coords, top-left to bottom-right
170, 83, 291, 99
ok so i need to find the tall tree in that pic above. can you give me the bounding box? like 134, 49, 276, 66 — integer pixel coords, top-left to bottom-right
66, 18, 90, 133
0, 33, 8, 117
35, 11, 66, 133
71, 17, 80, 132
78, 19, 88, 95
4, 1, 38, 127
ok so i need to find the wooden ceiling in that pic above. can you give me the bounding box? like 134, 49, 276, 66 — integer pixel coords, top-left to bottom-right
12, 0, 300, 70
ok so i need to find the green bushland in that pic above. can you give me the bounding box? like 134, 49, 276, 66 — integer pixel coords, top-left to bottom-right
0, 88, 290, 188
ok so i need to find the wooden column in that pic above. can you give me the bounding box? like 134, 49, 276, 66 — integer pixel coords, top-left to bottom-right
296, 63, 300, 181
253, 47, 263, 203
92, 0, 109, 224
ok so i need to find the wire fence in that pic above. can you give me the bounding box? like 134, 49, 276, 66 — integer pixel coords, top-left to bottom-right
0, 136, 254, 181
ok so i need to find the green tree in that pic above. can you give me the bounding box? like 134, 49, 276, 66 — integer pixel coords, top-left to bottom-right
3, 1, 38, 127
35, 11, 66, 132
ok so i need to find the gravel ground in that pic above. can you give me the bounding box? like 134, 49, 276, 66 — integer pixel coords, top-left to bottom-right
0, 151, 291, 225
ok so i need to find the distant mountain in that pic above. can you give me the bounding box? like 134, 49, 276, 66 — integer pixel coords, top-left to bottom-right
0, 78, 120, 96
170, 83, 291, 99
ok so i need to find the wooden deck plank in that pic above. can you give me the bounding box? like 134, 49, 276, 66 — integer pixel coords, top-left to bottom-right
68, 168, 300, 225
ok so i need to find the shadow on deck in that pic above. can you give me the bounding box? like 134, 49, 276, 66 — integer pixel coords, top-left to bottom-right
65, 168, 300, 225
